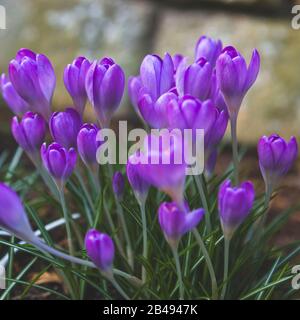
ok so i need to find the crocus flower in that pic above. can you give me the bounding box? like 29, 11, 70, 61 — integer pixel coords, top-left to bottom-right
49, 108, 82, 149
195, 36, 222, 67
135, 132, 187, 206
112, 171, 125, 201
8, 48, 56, 120
64, 57, 91, 116
218, 179, 255, 239
0, 74, 29, 116
126, 151, 150, 204
85, 229, 115, 272
85, 57, 125, 128
41, 142, 77, 187
216, 46, 260, 119
137, 53, 176, 128
158, 201, 205, 248
11, 112, 46, 155
258, 134, 298, 190
0, 183, 35, 241
77, 123, 100, 167
176, 58, 213, 101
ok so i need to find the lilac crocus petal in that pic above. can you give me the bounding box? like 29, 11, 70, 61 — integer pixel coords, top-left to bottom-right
41, 142, 77, 184
216, 46, 260, 119
218, 179, 255, 239
8, 49, 56, 120
258, 134, 298, 189
172, 54, 184, 72
126, 151, 150, 203
0, 183, 35, 241
128, 76, 143, 115
85, 229, 115, 272
49, 108, 82, 149
85, 57, 125, 128
112, 171, 125, 201
0, 74, 30, 115
64, 57, 91, 116
77, 123, 100, 166
195, 36, 222, 67
11, 112, 46, 154
158, 202, 204, 248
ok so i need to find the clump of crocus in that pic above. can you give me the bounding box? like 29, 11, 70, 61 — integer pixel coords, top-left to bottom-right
64, 57, 91, 116
126, 151, 150, 205
158, 201, 205, 249
258, 134, 298, 194
8, 48, 56, 121
112, 171, 125, 201
41, 142, 77, 189
11, 112, 46, 158
195, 35, 222, 67
49, 108, 82, 149
85, 57, 125, 128
218, 179, 255, 240
85, 229, 115, 274
0, 73, 29, 116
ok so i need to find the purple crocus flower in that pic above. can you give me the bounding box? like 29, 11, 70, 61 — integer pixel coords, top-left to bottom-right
216, 46, 260, 119
126, 151, 150, 204
0, 183, 35, 241
0, 74, 30, 116
8, 48, 56, 121
258, 134, 298, 190
41, 142, 77, 187
112, 171, 125, 201
218, 179, 255, 239
11, 112, 46, 155
85, 229, 115, 272
64, 57, 91, 116
137, 53, 176, 128
77, 123, 100, 166
158, 201, 205, 248
195, 36, 222, 67
49, 108, 82, 149
85, 57, 125, 128
176, 58, 213, 101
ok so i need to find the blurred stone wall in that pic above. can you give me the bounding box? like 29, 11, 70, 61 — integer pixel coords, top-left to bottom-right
0, 0, 299, 144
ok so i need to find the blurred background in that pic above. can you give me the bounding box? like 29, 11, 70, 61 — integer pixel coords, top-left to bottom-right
0, 0, 300, 242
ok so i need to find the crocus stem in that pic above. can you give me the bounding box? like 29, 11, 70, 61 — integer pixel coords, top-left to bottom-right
221, 237, 230, 300
171, 246, 184, 300
194, 174, 211, 233
58, 188, 74, 258
230, 115, 239, 185
261, 182, 272, 227
139, 200, 148, 283
105, 273, 130, 300
192, 229, 218, 300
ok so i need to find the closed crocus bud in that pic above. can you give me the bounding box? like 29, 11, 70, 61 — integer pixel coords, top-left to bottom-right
195, 36, 222, 67
112, 171, 125, 201
218, 179, 255, 240
137, 53, 176, 128
85, 229, 115, 272
85, 57, 125, 128
0, 73, 29, 116
216, 46, 260, 119
41, 142, 77, 187
11, 112, 46, 155
0, 183, 35, 241
128, 76, 142, 116
176, 58, 213, 101
77, 123, 100, 166
258, 134, 298, 190
8, 48, 56, 121
64, 57, 91, 116
127, 151, 150, 204
49, 108, 82, 149
158, 202, 205, 249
